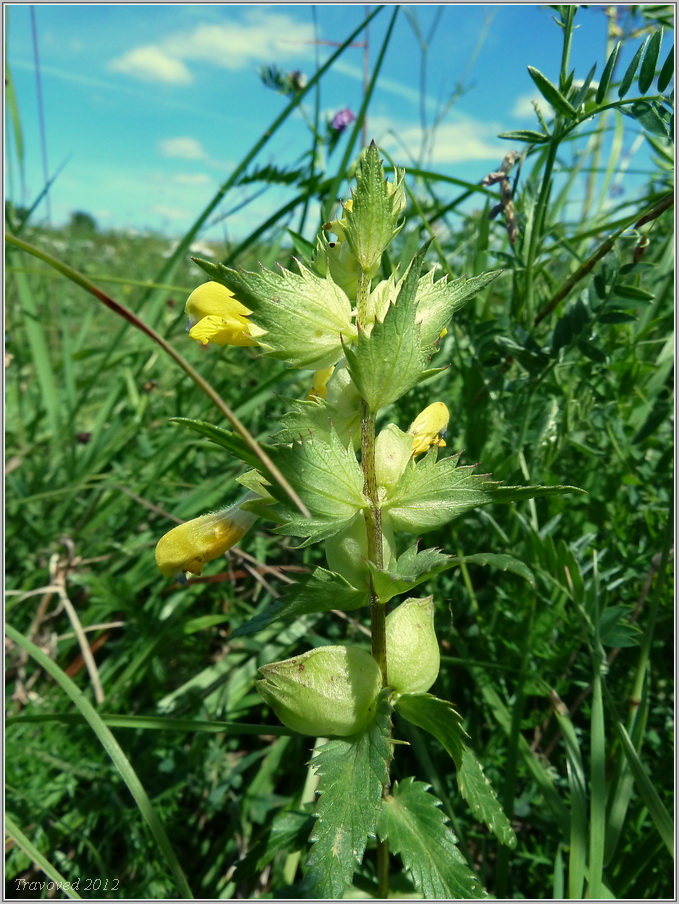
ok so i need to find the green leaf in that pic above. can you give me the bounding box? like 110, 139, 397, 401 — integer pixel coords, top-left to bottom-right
345, 245, 428, 411
457, 749, 517, 848
599, 605, 641, 648
377, 778, 486, 899
168, 417, 268, 469
193, 257, 356, 369
232, 809, 314, 881
639, 29, 663, 94
657, 44, 674, 93
396, 694, 469, 766
571, 63, 597, 107
303, 693, 392, 898
369, 545, 534, 602
231, 567, 367, 637
396, 695, 516, 848
625, 100, 672, 138
618, 36, 650, 98
498, 129, 550, 143
384, 450, 584, 534
596, 41, 622, 104
415, 269, 504, 347
526, 65, 577, 117
271, 428, 366, 542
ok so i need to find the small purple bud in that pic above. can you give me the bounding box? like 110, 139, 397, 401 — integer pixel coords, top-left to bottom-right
331, 108, 356, 133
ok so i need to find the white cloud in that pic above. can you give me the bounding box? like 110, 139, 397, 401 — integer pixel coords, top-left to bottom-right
159, 137, 207, 160
173, 173, 212, 186
109, 9, 315, 84
511, 92, 554, 119
152, 204, 192, 221
372, 117, 504, 165
109, 45, 192, 84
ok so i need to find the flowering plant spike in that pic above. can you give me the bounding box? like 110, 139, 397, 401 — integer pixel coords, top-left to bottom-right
156, 143, 582, 898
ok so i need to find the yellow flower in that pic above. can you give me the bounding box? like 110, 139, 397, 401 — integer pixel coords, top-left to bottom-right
306, 365, 335, 400
185, 282, 261, 347
408, 402, 449, 456
155, 495, 257, 578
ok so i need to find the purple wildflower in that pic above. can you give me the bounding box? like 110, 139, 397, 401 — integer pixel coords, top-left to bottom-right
331, 108, 356, 133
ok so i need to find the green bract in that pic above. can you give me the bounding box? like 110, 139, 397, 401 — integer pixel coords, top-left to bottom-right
343, 142, 406, 275
194, 257, 357, 369
256, 645, 382, 737
385, 597, 440, 695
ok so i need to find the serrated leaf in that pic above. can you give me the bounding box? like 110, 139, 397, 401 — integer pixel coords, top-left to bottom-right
303, 694, 392, 898
457, 749, 517, 848
270, 429, 366, 541
415, 269, 504, 347
345, 245, 428, 411
396, 695, 516, 849
369, 546, 534, 602
168, 417, 266, 469
639, 29, 663, 93
274, 395, 359, 447
657, 44, 674, 93
527, 65, 577, 117
193, 257, 356, 369
232, 809, 314, 882
231, 567, 367, 637
384, 450, 584, 534
618, 36, 650, 98
596, 41, 621, 103
498, 129, 550, 143
377, 778, 486, 899
396, 694, 469, 766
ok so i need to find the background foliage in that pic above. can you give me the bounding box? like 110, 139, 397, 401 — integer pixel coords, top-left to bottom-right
6, 4, 673, 899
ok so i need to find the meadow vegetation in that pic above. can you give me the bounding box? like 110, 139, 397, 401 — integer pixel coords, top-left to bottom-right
5, 5, 673, 899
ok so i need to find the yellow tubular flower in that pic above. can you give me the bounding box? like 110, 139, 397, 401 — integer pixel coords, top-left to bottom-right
185, 282, 261, 347
155, 494, 258, 578
408, 402, 449, 457
306, 365, 335, 400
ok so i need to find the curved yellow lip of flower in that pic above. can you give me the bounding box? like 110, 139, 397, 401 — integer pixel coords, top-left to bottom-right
409, 402, 449, 456
185, 282, 261, 348
155, 502, 257, 578
188, 315, 259, 347
306, 365, 335, 400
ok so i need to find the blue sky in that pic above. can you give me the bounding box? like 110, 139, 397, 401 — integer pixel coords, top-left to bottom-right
5, 4, 664, 240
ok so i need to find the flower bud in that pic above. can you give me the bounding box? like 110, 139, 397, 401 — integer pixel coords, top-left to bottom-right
257, 645, 382, 737
385, 597, 440, 695
155, 493, 257, 578
408, 402, 449, 456
185, 282, 263, 347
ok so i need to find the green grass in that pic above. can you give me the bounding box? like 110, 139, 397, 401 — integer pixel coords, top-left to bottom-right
5, 5, 674, 899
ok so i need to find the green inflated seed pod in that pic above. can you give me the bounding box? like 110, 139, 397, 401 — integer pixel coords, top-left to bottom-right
257, 645, 382, 737
324, 514, 395, 590
385, 596, 440, 695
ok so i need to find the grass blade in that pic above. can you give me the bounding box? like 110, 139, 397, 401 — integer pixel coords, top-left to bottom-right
554, 708, 587, 898
5, 231, 310, 518
5, 815, 82, 899
5, 623, 194, 899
